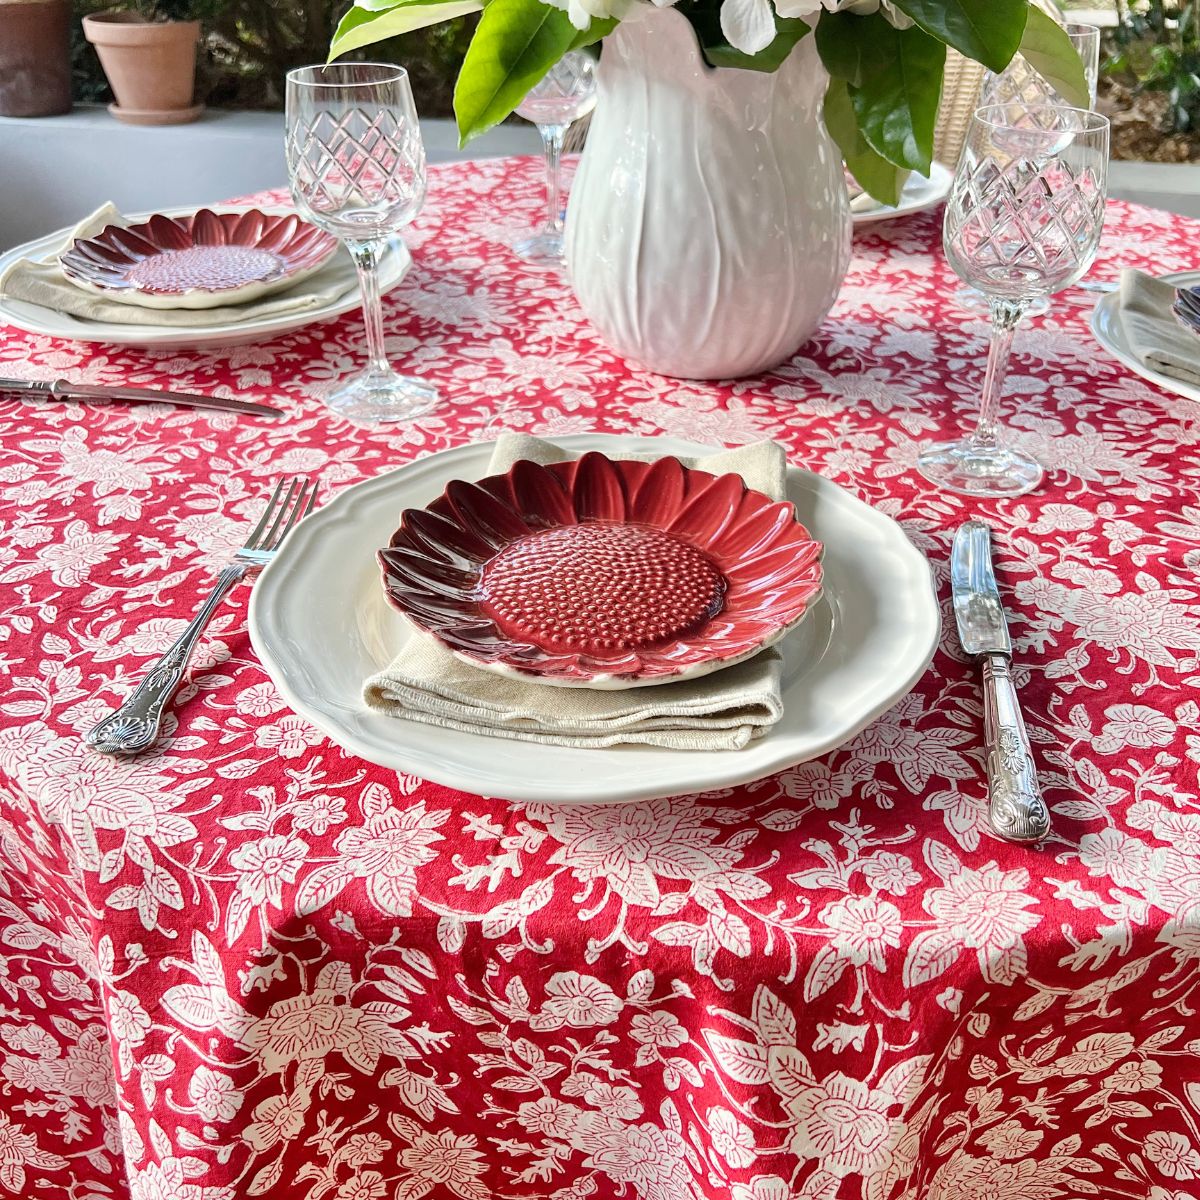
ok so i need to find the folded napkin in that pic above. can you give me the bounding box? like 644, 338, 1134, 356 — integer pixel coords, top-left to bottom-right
1118, 268, 1200, 387
362, 433, 790, 751
0, 203, 365, 328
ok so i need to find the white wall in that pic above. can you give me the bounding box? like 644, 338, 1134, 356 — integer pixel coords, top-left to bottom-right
0, 105, 542, 250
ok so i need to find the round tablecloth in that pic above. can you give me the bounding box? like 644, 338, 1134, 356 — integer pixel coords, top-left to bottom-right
0, 157, 1198, 1200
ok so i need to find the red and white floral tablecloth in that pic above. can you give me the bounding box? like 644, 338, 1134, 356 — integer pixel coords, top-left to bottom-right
1, 158, 1199, 1200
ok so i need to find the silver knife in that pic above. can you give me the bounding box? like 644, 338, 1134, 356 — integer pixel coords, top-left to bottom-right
951, 519, 1050, 844
0, 377, 283, 418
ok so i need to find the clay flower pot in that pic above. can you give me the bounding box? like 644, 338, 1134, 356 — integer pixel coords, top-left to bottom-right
0, 0, 72, 117
82, 10, 203, 125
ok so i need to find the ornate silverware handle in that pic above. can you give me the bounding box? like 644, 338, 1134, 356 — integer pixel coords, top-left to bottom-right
85, 566, 246, 755
982, 653, 1050, 843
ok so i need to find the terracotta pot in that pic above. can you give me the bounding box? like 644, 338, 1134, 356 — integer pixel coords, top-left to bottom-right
82, 10, 203, 125
0, 0, 72, 117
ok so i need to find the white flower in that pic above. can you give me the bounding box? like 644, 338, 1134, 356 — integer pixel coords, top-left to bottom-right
1154, 812, 1200, 857
0, 1115, 68, 1192
543, 0, 641, 32
977, 1119, 1042, 1159
228, 835, 309, 906
188, 1065, 243, 1122
861, 852, 921, 896
1094, 703, 1176, 753
235, 681, 284, 717
291, 792, 348, 836
396, 1128, 488, 1198
586, 1080, 643, 1120
107, 988, 151, 1047
243, 1091, 309, 1153
254, 715, 324, 758
926, 863, 1039, 954
1145, 1131, 1200, 1180
336, 1171, 387, 1200
334, 803, 446, 916
531, 973, 622, 1030
707, 1106, 756, 1168
821, 895, 903, 969
630, 1011, 688, 1047
784, 1072, 899, 1177
540, 797, 733, 910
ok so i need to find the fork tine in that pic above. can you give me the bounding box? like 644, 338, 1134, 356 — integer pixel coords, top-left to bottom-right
258, 477, 302, 550
303, 483, 319, 518
263, 478, 314, 552
243, 478, 289, 551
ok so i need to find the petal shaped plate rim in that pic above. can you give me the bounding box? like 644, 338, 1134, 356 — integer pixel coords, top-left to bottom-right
248, 434, 942, 805
58, 206, 338, 311
379, 452, 825, 689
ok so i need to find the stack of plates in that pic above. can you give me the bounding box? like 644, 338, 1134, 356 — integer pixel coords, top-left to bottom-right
249, 434, 941, 804
0, 205, 408, 349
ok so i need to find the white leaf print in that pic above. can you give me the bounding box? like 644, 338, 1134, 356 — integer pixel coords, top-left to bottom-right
752, 986, 796, 1047
705, 1032, 770, 1085
626, 969, 654, 1002
711, 911, 751, 956
903, 928, 962, 987
803, 944, 848, 1002
361, 781, 393, 817
247, 1151, 286, 1196
437, 914, 466, 952
295, 865, 352, 916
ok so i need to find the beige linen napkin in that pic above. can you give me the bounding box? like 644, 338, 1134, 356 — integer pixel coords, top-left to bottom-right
0, 203, 367, 327
362, 434, 790, 751
1118, 268, 1200, 387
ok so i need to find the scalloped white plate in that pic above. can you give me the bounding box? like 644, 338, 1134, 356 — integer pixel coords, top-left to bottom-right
853, 162, 954, 226
249, 435, 940, 804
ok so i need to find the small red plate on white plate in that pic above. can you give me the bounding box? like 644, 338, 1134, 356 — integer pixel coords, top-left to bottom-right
378, 453, 823, 688
58, 208, 337, 310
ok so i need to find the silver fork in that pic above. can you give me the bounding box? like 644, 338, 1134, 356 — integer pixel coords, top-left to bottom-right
85, 477, 318, 756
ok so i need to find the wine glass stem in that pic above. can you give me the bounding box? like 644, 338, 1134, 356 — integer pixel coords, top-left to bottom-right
973, 297, 1029, 451
540, 124, 567, 236
348, 239, 391, 376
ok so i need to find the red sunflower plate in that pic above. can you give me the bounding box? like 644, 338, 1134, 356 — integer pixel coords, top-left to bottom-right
58, 208, 337, 310
378, 452, 823, 689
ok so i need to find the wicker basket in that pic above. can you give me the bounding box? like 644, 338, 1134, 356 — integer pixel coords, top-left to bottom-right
934, 51, 986, 167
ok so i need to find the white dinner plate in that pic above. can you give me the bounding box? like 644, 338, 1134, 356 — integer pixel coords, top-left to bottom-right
0, 206, 409, 350
1091, 269, 1200, 406
248, 435, 941, 804
852, 162, 954, 226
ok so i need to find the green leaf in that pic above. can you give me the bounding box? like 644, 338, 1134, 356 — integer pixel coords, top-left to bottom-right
453, 0, 582, 146
702, 17, 810, 72
1018, 5, 1090, 107
823, 77, 907, 205
888, 0, 1025, 72
846, 14, 945, 174
815, 11, 868, 86
330, 0, 482, 60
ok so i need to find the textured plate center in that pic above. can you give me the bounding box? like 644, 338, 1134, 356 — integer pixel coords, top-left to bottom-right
481, 522, 725, 655
126, 246, 281, 292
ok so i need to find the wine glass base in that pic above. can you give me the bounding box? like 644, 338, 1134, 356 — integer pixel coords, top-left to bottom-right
323, 370, 439, 426
955, 287, 1050, 318
513, 231, 565, 264
918, 439, 1044, 497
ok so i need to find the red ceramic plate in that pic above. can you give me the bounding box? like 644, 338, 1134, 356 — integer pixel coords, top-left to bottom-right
378, 453, 823, 688
58, 208, 337, 310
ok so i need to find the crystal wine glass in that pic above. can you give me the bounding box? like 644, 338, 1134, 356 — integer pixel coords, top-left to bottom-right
285, 63, 436, 425
514, 52, 598, 264
920, 104, 1110, 497
957, 22, 1101, 316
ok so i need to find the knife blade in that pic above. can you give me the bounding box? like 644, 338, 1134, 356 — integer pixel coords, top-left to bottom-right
951, 520, 1050, 844
0, 377, 283, 418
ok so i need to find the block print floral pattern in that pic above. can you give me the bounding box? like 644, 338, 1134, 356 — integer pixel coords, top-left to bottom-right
1, 160, 1199, 1199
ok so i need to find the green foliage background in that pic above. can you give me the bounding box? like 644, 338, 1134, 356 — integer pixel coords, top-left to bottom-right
70, 0, 472, 114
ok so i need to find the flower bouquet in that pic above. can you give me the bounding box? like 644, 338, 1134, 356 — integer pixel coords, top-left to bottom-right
329, 0, 1092, 380
331, 0, 1088, 206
